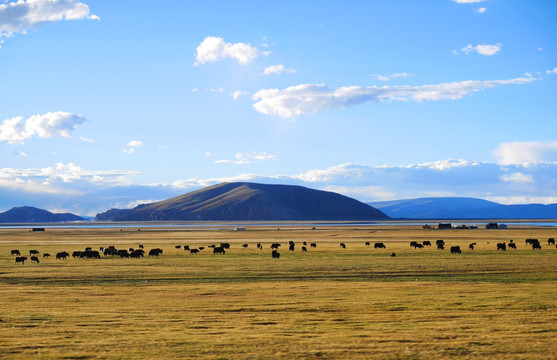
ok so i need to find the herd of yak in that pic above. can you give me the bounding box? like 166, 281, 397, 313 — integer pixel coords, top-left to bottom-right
10, 237, 556, 265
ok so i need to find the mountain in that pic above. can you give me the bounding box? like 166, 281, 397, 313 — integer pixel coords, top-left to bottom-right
0, 206, 86, 223
368, 197, 557, 219
95, 182, 390, 221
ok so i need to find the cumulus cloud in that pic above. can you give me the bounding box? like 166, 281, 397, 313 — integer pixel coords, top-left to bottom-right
0, 111, 85, 145
476, 7, 487, 13
194, 36, 258, 66
546, 67, 557, 75
500, 172, 534, 184
122, 140, 143, 154
462, 43, 502, 56
252, 76, 535, 118
0, 0, 98, 47
215, 152, 276, 165
231, 90, 248, 100
493, 141, 557, 165
262, 64, 297, 76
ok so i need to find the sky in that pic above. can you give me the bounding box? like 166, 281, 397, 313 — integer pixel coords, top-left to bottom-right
0, 0, 556, 216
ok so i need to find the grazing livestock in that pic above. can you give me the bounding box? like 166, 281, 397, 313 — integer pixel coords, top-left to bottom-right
436, 239, 445, 250
11, 250, 20, 256
257, 243, 262, 250
85, 247, 92, 251
99, 247, 104, 253
198, 247, 205, 251
15, 256, 27, 264
289, 243, 295, 251
81, 250, 101, 259
303, 241, 307, 246
410, 242, 423, 249
43, 253, 50, 258
469, 243, 476, 250
548, 238, 555, 245
56, 251, 69, 260
117, 249, 129, 258
391, 253, 396, 257
450, 246, 461, 254
149, 248, 163, 257
310, 243, 317, 248
302, 246, 307, 252
339, 243, 346, 249
423, 241, 431, 247
139, 244, 144, 249
365, 242, 371, 246
531, 239, 541, 250
103, 248, 118, 256
497, 243, 507, 251
175, 245, 181, 249
190, 249, 199, 255
183, 245, 190, 251
29, 249, 39, 255
270, 243, 281, 249
213, 247, 226, 255
31, 256, 40, 263
72, 251, 82, 258
130, 251, 143, 258
220, 243, 231, 249
272, 250, 280, 259
374, 242, 386, 249
242, 244, 248, 248
508, 242, 516, 249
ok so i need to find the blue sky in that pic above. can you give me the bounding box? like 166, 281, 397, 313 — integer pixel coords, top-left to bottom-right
1, 0, 556, 216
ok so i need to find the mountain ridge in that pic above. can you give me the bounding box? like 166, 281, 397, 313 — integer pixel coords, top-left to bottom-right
0, 206, 85, 223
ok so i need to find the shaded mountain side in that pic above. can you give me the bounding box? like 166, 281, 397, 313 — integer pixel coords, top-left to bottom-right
96, 182, 390, 221
0, 206, 85, 223
368, 197, 557, 219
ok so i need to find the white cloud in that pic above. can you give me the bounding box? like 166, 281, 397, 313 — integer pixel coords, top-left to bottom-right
537, 47, 543, 51
493, 141, 557, 165
0, 0, 99, 47
476, 7, 487, 13
79, 136, 94, 143
373, 72, 411, 81
462, 43, 502, 56
546, 67, 557, 75
194, 36, 258, 66
252, 76, 535, 118
231, 90, 248, 100
500, 172, 534, 184
262, 64, 297, 76
0, 111, 85, 145
122, 140, 143, 154
215, 152, 276, 165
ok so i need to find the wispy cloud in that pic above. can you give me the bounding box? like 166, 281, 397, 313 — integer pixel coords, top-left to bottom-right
231, 90, 248, 100
462, 43, 502, 56
0, 0, 99, 48
215, 152, 276, 165
0, 111, 86, 145
372, 72, 411, 81
493, 141, 557, 165
79, 136, 94, 143
122, 140, 143, 155
262, 64, 297, 76
475, 7, 487, 13
194, 36, 259, 66
546, 67, 557, 75
252, 76, 535, 118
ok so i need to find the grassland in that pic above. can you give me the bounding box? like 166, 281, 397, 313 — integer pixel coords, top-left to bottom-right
1, 225, 556, 359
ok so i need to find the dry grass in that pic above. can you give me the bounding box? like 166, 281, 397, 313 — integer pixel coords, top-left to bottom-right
1, 225, 556, 359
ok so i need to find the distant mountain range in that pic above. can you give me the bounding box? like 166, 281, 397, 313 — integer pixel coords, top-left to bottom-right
368, 197, 557, 219
0, 206, 85, 223
95, 182, 389, 221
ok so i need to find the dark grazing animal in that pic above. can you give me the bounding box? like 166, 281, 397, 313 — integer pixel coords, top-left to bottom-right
339, 243, 346, 249
198, 247, 205, 251
423, 241, 432, 246
72, 251, 82, 258
548, 238, 555, 245
391, 252, 396, 257
508, 242, 516, 249
436, 239, 445, 250
469, 243, 476, 250
175, 245, 182, 249
213, 247, 226, 255
531, 239, 541, 250
56, 251, 69, 260
30, 256, 40, 263
270, 243, 281, 249
139, 244, 144, 249
365, 242, 371, 246
149, 248, 163, 256
190, 249, 199, 255
450, 246, 461, 254
29, 249, 39, 255
15, 256, 27, 264
11, 250, 20, 256
497, 243, 507, 251
289, 243, 295, 251
220, 243, 231, 249
183, 245, 190, 251
272, 250, 280, 259
310, 243, 317, 248
85, 247, 92, 251
302, 246, 307, 252
43, 253, 50, 258
81, 250, 101, 259
242, 244, 248, 248
374, 242, 386, 249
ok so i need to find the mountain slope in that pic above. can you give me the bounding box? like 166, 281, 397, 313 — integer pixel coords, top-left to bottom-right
96, 182, 389, 221
368, 197, 557, 219
0, 206, 85, 223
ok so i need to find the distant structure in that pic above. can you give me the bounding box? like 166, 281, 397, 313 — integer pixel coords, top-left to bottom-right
32, 228, 45, 232
438, 223, 452, 230
234, 227, 245, 231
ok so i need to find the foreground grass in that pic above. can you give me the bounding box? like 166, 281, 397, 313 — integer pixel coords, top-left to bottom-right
1, 225, 556, 359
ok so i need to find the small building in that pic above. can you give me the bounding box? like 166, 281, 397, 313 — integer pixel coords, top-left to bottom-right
486, 223, 499, 229
32, 228, 45, 232
234, 227, 245, 231
438, 223, 452, 230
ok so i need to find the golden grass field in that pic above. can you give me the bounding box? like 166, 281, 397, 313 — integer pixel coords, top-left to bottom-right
1, 224, 556, 359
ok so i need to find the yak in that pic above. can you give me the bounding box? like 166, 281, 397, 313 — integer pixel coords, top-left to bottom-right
56, 251, 69, 260
374, 242, 386, 249
11, 250, 20, 256
272, 250, 280, 259
213, 247, 226, 255
31, 256, 40, 263
450, 246, 461, 254
15, 256, 27, 264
